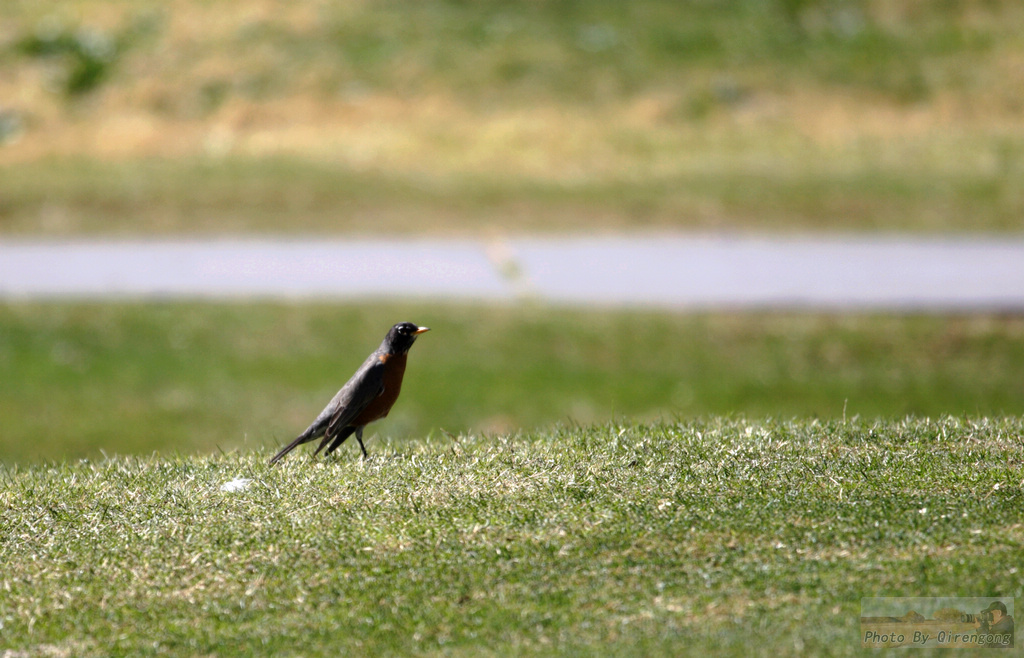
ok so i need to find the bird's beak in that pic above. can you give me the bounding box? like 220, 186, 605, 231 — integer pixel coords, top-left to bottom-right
413, 326, 430, 335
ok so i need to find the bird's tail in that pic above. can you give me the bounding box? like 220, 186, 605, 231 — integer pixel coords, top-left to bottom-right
268, 430, 315, 465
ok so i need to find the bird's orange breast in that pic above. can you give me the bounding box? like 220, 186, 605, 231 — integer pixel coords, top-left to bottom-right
353, 352, 408, 425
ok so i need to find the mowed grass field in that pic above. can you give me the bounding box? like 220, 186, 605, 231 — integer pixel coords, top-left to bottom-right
2, 302, 1024, 463
3, 0, 1024, 234
2, 418, 1021, 656
3, 3, 1023, 653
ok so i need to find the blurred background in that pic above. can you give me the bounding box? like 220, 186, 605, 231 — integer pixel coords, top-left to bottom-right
2, 0, 1023, 463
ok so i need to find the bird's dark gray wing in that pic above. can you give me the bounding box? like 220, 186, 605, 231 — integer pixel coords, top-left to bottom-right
323, 354, 386, 437
311, 355, 385, 457
268, 352, 384, 465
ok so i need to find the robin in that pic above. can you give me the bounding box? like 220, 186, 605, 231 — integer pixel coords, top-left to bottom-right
268, 322, 430, 465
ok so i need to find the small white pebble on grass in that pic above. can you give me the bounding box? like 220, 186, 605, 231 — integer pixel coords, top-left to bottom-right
220, 477, 252, 492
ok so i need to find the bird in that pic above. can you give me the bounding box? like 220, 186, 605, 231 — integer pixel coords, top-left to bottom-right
268, 322, 430, 465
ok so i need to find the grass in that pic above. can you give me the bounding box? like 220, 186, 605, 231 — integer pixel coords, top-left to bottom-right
3, 302, 1024, 464
1, 417, 1021, 656
4, 5, 1021, 651
2, 138, 1023, 234
2, 1, 1024, 234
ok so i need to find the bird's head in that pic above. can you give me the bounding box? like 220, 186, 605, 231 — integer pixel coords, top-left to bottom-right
383, 322, 430, 355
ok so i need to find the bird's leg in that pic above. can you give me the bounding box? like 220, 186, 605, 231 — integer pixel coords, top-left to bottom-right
355, 426, 368, 459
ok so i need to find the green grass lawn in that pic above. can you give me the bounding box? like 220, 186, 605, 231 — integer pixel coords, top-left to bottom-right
3, 4, 1021, 652
1, 417, 1020, 656
3, 302, 1024, 464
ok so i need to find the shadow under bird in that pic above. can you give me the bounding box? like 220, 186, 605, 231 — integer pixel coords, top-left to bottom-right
268, 322, 430, 465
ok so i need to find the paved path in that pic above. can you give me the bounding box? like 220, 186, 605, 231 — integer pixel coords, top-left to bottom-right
2, 235, 1023, 310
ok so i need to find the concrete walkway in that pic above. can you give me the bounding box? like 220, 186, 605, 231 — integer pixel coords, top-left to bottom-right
2, 235, 1023, 310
